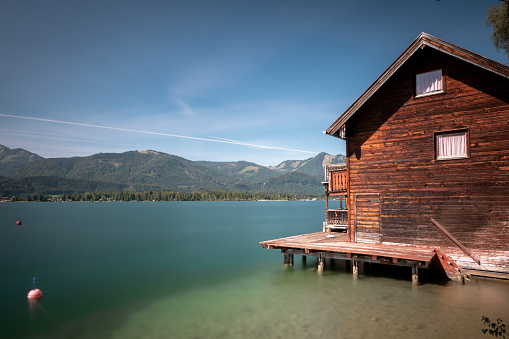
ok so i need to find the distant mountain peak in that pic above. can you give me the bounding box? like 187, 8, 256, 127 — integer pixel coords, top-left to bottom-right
268, 152, 346, 177
0, 144, 44, 177
0, 145, 347, 195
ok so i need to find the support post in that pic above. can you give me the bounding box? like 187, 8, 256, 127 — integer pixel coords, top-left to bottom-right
352, 259, 359, 278
317, 255, 325, 272
412, 264, 419, 285
284, 252, 294, 266
323, 180, 329, 232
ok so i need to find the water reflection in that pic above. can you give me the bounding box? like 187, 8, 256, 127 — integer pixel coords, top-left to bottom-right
27, 297, 39, 317
28, 296, 63, 332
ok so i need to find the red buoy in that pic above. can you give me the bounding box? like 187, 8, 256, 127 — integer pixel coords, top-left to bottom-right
28, 277, 42, 299
27, 288, 43, 299
16, 221, 22, 226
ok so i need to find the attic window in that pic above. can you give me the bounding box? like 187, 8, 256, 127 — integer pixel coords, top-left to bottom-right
416, 69, 444, 97
435, 129, 469, 160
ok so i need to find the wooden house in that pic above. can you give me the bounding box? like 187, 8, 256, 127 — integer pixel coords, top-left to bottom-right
261, 33, 509, 280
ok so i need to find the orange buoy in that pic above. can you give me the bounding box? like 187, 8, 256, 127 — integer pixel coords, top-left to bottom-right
16, 221, 22, 226
27, 288, 43, 299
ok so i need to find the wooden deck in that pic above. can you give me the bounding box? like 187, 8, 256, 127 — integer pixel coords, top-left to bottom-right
260, 232, 435, 266
260, 232, 509, 280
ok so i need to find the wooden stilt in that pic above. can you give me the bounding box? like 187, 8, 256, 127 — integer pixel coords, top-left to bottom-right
352, 259, 359, 278
317, 255, 325, 272
412, 264, 419, 284
284, 252, 294, 266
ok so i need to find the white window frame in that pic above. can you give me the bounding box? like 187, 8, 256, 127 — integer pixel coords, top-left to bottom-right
416, 69, 444, 97
434, 129, 470, 160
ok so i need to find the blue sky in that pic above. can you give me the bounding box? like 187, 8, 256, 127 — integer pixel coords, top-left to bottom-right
0, 0, 506, 166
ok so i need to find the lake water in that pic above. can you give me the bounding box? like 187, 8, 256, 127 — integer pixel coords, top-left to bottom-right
1, 201, 508, 339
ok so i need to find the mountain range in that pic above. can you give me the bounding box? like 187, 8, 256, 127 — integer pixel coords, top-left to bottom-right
0, 144, 346, 196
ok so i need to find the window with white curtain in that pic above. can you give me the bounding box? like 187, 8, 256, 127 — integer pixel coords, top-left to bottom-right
435, 130, 469, 160
416, 69, 443, 96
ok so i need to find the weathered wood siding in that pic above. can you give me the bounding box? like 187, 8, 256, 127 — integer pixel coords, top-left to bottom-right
354, 193, 381, 244
346, 47, 509, 252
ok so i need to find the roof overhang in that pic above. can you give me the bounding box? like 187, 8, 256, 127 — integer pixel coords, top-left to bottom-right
326, 32, 509, 139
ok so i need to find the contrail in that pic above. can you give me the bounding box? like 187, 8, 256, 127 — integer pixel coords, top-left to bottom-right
0, 128, 123, 145
0, 114, 318, 154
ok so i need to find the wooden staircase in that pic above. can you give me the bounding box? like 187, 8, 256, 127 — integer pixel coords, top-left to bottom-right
431, 248, 470, 282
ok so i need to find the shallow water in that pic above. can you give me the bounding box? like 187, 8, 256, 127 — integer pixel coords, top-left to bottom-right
1, 201, 507, 338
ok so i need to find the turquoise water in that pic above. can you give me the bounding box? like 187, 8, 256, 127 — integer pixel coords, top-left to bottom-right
0, 201, 508, 339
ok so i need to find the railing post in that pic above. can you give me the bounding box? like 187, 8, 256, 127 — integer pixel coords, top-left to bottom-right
322, 180, 329, 230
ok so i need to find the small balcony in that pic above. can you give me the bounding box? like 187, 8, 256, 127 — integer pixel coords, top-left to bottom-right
324, 209, 348, 232
322, 165, 348, 232
327, 165, 347, 194
327, 209, 348, 225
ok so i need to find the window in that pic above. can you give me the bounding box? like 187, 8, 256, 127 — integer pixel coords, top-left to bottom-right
435, 129, 469, 160
416, 69, 444, 96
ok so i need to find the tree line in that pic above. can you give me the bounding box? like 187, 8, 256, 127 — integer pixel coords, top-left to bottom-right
7, 190, 320, 202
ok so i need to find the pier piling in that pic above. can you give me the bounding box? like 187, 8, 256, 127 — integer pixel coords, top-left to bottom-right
352, 259, 359, 278
412, 264, 419, 284
317, 255, 324, 272
284, 252, 294, 266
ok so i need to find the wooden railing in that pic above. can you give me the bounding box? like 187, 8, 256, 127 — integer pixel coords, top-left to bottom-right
328, 167, 347, 195
326, 209, 348, 225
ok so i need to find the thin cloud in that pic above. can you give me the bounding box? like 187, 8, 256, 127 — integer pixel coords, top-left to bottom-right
171, 97, 195, 116
0, 114, 318, 155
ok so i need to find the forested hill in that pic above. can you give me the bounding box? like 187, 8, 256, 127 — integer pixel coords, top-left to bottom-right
0, 145, 346, 196
0, 144, 43, 177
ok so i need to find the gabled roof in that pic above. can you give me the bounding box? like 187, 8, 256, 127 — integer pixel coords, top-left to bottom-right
326, 32, 509, 139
